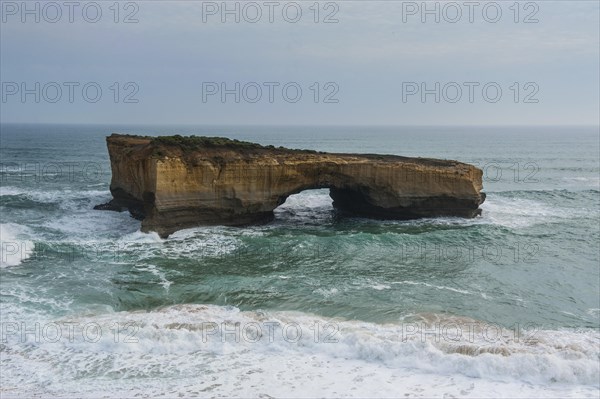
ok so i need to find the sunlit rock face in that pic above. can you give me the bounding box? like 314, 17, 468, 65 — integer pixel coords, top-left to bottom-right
97, 134, 486, 237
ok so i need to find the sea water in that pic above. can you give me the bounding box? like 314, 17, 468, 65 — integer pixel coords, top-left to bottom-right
1, 124, 598, 397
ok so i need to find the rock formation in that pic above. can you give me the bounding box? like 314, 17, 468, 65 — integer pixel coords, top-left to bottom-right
96, 134, 486, 237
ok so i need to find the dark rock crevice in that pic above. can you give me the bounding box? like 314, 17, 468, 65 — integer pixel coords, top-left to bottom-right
94, 187, 146, 220
330, 187, 485, 219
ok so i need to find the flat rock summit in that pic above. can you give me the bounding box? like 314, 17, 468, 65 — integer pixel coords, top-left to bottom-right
96, 134, 486, 237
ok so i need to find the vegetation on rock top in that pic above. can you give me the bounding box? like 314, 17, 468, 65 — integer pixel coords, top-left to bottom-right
108, 133, 454, 167
147, 134, 319, 155
153, 135, 266, 149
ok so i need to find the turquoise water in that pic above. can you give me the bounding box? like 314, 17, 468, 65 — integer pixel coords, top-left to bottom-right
1, 124, 599, 396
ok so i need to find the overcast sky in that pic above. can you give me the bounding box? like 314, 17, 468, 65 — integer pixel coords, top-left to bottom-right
1, 0, 598, 125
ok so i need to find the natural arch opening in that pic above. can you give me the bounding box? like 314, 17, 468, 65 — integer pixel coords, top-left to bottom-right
274, 188, 335, 223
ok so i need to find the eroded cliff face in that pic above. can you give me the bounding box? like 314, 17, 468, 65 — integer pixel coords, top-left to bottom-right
98, 134, 486, 237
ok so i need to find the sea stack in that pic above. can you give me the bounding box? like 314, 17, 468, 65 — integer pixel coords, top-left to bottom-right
96, 134, 486, 237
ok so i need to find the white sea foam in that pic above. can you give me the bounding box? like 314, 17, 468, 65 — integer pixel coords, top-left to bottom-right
43, 207, 138, 239
1, 305, 598, 397
392, 280, 472, 295
313, 287, 339, 297
587, 308, 600, 318
135, 264, 172, 291
277, 189, 333, 211
167, 227, 242, 257
0, 186, 109, 203
371, 284, 391, 290
0, 223, 34, 267
0, 186, 25, 196
274, 189, 334, 223
562, 176, 600, 187
4, 186, 138, 240
112, 226, 244, 262
479, 196, 589, 229
119, 230, 163, 244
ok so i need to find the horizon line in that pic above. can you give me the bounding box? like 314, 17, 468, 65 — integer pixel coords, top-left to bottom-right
1, 122, 599, 128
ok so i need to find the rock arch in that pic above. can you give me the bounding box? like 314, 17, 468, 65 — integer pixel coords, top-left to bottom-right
97, 134, 486, 237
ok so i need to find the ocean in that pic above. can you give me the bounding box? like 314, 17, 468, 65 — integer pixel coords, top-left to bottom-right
1, 124, 599, 397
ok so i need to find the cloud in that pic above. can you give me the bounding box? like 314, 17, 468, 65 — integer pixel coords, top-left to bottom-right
1, 1, 598, 125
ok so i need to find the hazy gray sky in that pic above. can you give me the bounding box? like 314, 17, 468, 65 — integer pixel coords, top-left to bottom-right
1, 0, 599, 125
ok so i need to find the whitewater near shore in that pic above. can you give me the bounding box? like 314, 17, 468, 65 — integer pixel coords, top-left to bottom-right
1, 125, 599, 397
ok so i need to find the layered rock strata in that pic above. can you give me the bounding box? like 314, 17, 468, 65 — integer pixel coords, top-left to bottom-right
96, 134, 486, 237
